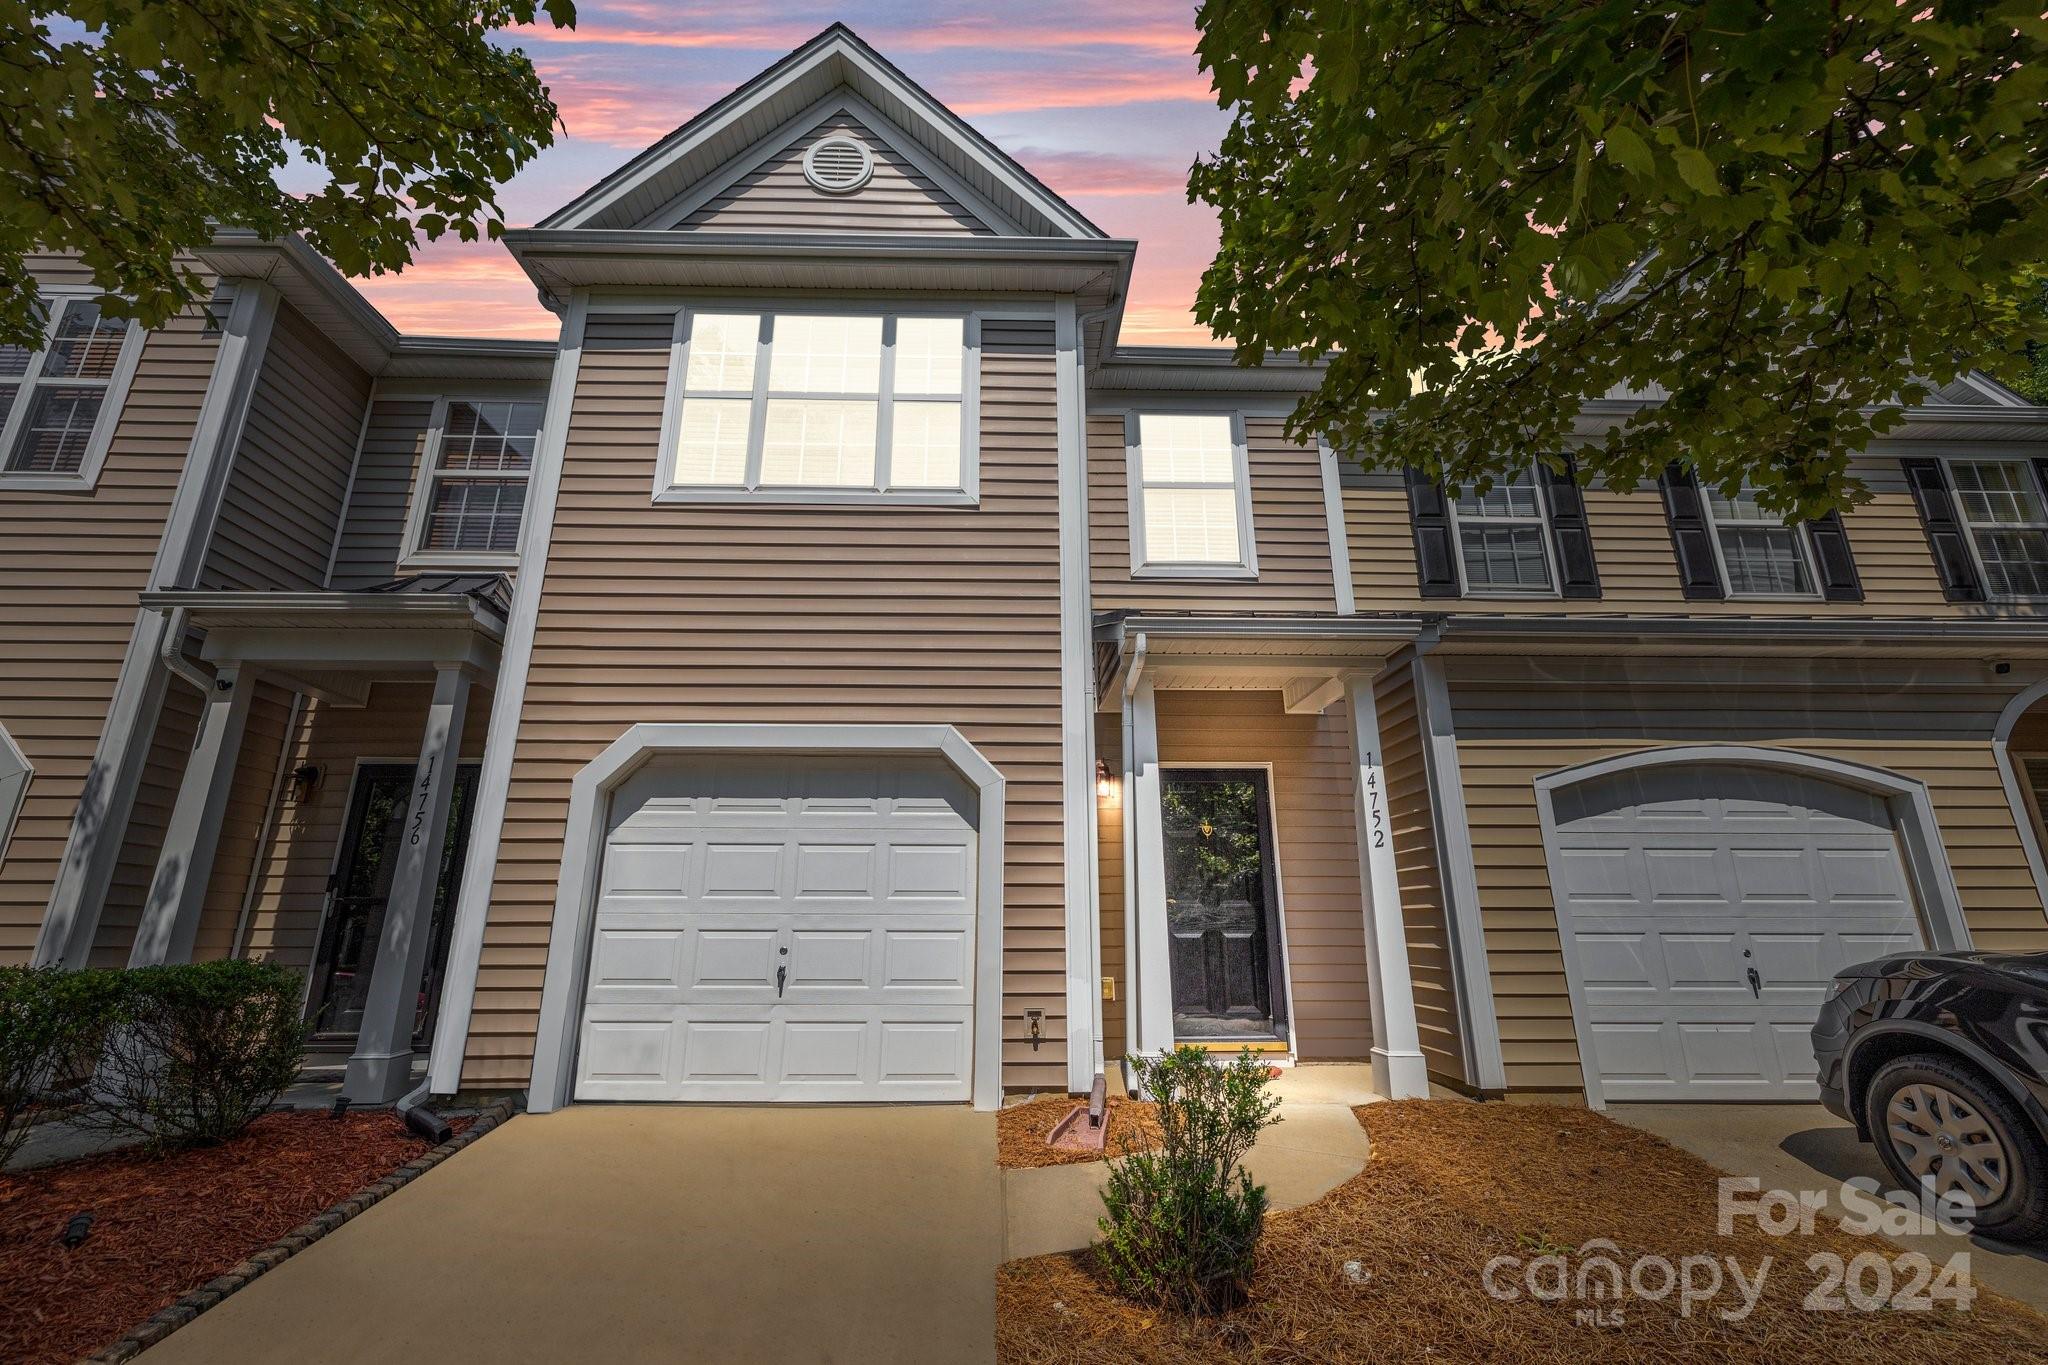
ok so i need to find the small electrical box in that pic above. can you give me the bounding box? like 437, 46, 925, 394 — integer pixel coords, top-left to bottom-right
1101, 976, 1116, 1001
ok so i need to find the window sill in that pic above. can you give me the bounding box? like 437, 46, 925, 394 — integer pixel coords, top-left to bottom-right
397, 551, 520, 575
1131, 564, 1259, 581
0, 472, 97, 493
652, 487, 979, 507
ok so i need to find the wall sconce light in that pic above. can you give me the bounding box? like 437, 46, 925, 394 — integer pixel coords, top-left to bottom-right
289, 764, 324, 805
1095, 758, 1119, 803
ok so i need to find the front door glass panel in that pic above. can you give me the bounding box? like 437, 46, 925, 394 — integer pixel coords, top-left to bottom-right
1160, 767, 1287, 1042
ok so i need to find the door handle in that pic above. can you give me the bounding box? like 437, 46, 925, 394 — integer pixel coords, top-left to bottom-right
776, 965, 787, 998
1745, 966, 1761, 998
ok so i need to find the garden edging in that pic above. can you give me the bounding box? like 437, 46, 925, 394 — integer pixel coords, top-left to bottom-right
79, 1096, 522, 1365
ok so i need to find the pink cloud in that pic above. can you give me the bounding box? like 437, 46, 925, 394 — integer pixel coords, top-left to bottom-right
1011, 148, 1190, 198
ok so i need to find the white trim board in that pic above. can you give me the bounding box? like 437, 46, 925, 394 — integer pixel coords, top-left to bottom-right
0, 721, 32, 869
1054, 296, 1099, 1091
1992, 679, 2048, 926
1531, 743, 1973, 1110
522, 722, 1010, 1113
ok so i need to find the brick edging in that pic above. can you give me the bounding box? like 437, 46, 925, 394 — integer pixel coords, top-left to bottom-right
82, 1096, 522, 1364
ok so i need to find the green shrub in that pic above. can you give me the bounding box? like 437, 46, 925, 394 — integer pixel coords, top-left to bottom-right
82, 959, 308, 1151
0, 965, 125, 1166
1095, 1046, 1282, 1314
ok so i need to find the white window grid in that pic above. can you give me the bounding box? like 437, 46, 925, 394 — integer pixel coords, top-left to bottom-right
402, 396, 544, 563
656, 307, 981, 505
1699, 479, 1822, 599
0, 295, 148, 490
1946, 457, 2048, 600
1124, 409, 1258, 578
1447, 465, 1560, 596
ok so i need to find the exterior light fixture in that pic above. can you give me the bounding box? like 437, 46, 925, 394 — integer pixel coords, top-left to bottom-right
1095, 759, 1118, 803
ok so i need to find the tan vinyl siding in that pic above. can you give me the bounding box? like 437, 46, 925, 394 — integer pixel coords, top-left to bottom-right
1374, 661, 1466, 1085
1090, 414, 1338, 613
330, 397, 433, 588
190, 679, 299, 962
1153, 689, 1370, 1060
200, 303, 370, 592
1096, 711, 1127, 1063
238, 682, 495, 976
675, 114, 994, 236
1445, 656, 2048, 1093
1345, 457, 2034, 618
0, 275, 220, 963
464, 311, 1066, 1091
91, 680, 203, 967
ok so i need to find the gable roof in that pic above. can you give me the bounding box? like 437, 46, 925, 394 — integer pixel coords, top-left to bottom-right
538, 24, 1105, 240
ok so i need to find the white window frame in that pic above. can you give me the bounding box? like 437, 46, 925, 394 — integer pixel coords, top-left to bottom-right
0, 722, 29, 868
1698, 479, 1823, 601
1124, 409, 1258, 579
1942, 455, 2048, 602
0, 291, 149, 492
1446, 463, 1562, 599
400, 393, 544, 568
653, 303, 981, 506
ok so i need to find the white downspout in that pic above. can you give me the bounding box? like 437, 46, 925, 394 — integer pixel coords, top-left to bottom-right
156, 607, 214, 694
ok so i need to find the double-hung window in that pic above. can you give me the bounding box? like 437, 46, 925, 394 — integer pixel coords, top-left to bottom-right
405, 398, 543, 560
659, 309, 978, 502
1947, 459, 2048, 598
1127, 412, 1256, 576
1699, 480, 1819, 597
1449, 467, 1556, 594
0, 297, 147, 489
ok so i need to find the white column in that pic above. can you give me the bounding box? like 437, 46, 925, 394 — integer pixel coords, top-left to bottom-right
129, 667, 253, 967
1053, 297, 1099, 1094
1128, 677, 1174, 1057
1344, 672, 1429, 1099
345, 666, 471, 1103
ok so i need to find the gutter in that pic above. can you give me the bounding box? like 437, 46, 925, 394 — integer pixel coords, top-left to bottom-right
156, 608, 215, 694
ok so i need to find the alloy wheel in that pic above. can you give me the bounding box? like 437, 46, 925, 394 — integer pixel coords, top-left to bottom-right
1884, 1082, 2011, 1211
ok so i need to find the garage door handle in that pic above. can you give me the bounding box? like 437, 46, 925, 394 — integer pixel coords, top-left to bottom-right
1746, 966, 1761, 998
776, 965, 787, 998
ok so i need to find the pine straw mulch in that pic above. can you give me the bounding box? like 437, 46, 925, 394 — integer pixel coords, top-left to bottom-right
0, 1110, 466, 1365
998, 1098, 2048, 1364
999, 1095, 1164, 1169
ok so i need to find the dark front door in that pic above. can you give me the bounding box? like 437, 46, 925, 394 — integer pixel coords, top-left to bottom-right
306, 762, 480, 1046
1160, 768, 1288, 1042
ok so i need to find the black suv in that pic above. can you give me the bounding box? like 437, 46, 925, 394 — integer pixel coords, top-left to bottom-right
1814, 950, 2048, 1240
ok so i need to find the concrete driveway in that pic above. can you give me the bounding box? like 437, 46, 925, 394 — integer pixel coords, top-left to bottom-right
138, 1105, 1001, 1365
1614, 1102, 2048, 1314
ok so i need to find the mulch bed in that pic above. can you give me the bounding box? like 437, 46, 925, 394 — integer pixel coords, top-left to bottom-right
0, 1110, 466, 1365
999, 1095, 1164, 1169
997, 1099, 2048, 1363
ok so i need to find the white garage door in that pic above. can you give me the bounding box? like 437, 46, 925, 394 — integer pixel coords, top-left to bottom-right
1553, 764, 1924, 1102
574, 754, 977, 1102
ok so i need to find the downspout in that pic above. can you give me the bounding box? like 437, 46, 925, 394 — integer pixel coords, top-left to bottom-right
1075, 305, 1115, 1086
228, 692, 304, 959
156, 607, 214, 694
1118, 631, 1146, 1092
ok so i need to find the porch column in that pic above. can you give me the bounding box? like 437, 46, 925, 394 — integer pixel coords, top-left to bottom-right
1344, 671, 1430, 1099
345, 665, 472, 1103
1127, 677, 1175, 1058
129, 667, 253, 966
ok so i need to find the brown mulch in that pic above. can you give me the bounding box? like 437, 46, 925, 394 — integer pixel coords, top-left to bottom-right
0, 1110, 466, 1365
997, 1099, 2048, 1363
999, 1095, 1164, 1169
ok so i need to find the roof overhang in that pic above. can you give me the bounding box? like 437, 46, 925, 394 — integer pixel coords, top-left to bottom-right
1426, 613, 2048, 661
1092, 614, 1424, 709
504, 229, 1134, 313
1091, 347, 1328, 395
1571, 398, 2048, 445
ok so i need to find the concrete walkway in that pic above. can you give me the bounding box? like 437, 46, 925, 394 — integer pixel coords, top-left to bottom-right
1002, 1064, 1378, 1260
1614, 1102, 2048, 1315
138, 1105, 1002, 1365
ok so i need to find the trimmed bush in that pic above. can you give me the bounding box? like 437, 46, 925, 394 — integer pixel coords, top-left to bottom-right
1095, 1046, 1282, 1314
0, 965, 125, 1166
82, 959, 308, 1151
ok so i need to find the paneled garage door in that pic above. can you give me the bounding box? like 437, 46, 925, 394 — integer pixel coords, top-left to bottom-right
1552, 763, 1924, 1101
574, 754, 977, 1102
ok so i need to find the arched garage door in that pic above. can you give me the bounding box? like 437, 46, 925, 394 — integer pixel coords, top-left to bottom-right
573, 753, 978, 1102
1550, 762, 1925, 1102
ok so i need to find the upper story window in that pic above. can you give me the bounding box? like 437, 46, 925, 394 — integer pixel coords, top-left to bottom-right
1126, 412, 1256, 577
1450, 467, 1556, 594
1699, 480, 1820, 598
1948, 459, 2048, 598
658, 308, 978, 504
404, 398, 543, 561
0, 297, 147, 490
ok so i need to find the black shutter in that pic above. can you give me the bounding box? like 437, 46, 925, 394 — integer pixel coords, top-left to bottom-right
1537, 456, 1601, 599
1804, 509, 1863, 602
1404, 467, 1462, 598
1657, 462, 1725, 600
1901, 458, 1985, 602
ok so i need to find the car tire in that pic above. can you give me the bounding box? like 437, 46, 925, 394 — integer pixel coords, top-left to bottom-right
1865, 1052, 2048, 1243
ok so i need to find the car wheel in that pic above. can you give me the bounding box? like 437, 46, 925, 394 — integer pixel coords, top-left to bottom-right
1866, 1053, 2048, 1242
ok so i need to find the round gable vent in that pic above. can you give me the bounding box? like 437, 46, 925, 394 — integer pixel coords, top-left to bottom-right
803, 135, 875, 194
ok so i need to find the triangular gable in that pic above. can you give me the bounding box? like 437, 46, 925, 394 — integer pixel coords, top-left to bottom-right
1925, 372, 2031, 408
539, 24, 1102, 239
655, 105, 1000, 237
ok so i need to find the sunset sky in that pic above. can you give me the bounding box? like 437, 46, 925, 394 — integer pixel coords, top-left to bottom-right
353, 2, 1229, 344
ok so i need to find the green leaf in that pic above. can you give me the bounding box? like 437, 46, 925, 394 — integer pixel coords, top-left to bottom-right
1670, 145, 1721, 197
1602, 123, 1654, 178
